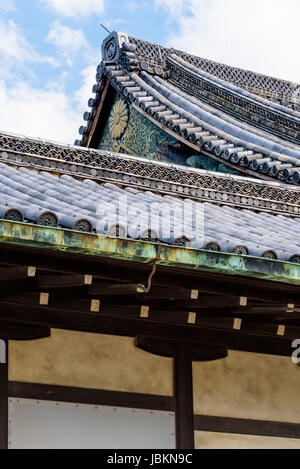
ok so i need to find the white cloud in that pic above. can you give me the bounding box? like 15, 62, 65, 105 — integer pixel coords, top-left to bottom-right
0, 60, 97, 145
0, 79, 80, 144
41, 0, 105, 18
0, 15, 98, 145
155, 0, 185, 17
124, 1, 139, 13
103, 18, 125, 29
0, 19, 58, 68
47, 21, 88, 61
155, 0, 300, 83
74, 65, 97, 110
0, 0, 15, 11
0, 54, 99, 144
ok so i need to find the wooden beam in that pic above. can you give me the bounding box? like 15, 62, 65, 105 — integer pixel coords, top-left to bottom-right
167, 276, 299, 304
0, 294, 103, 314
0, 338, 8, 449
89, 294, 293, 313
87, 77, 110, 148
149, 305, 298, 317
0, 295, 151, 317
89, 283, 146, 296
89, 284, 207, 300
174, 353, 195, 449
58, 302, 148, 317
0, 293, 50, 306
148, 309, 300, 338
0, 266, 36, 293
38, 274, 93, 289
0, 266, 36, 282
229, 306, 300, 315
8, 382, 175, 413
140, 287, 200, 301
194, 415, 300, 440
143, 293, 247, 305
100, 290, 246, 303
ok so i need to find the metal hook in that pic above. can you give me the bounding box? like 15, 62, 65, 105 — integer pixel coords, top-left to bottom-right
143, 245, 162, 294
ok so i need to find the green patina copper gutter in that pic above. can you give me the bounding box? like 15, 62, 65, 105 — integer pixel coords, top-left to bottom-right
0, 220, 299, 286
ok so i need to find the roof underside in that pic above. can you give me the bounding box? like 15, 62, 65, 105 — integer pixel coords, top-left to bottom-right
78, 32, 300, 185
1, 233, 300, 357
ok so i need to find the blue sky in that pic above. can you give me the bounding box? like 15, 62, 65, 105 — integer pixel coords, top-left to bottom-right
0, 0, 299, 145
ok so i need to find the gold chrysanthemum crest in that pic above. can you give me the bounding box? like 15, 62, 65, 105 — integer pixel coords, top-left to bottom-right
109, 99, 129, 139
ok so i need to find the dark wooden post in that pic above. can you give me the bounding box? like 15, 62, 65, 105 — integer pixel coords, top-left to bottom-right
174, 352, 195, 449
136, 336, 226, 449
0, 338, 8, 449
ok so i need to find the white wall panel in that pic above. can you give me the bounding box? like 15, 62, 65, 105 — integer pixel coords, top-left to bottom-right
8, 398, 175, 449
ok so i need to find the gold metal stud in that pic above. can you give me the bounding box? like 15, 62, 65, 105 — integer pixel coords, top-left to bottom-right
190, 290, 199, 300
240, 297, 248, 307
27, 266, 36, 277
90, 299, 100, 313
188, 312, 197, 324
140, 306, 149, 318
233, 318, 242, 331
40, 293, 49, 305
84, 275, 93, 285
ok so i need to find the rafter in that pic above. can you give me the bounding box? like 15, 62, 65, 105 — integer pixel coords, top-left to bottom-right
88, 283, 146, 295
38, 274, 93, 289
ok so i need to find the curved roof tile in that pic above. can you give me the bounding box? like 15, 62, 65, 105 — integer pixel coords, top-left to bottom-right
0, 149, 299, 264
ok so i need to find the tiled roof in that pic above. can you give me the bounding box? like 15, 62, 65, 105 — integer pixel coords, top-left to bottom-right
128, 36, 300, 108
0, 153, 299, 264
78, 32, 300, 185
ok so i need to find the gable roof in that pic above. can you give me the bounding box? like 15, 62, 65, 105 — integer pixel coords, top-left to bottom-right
129, 36, 300, 107
78, 32, 300, 185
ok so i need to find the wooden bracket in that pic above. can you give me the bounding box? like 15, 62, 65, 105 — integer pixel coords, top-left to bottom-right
0, 320, 50, 341
135, 336, 228, 361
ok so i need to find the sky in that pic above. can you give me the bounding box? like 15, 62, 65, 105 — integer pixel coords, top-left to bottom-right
0, 0, 299, 145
